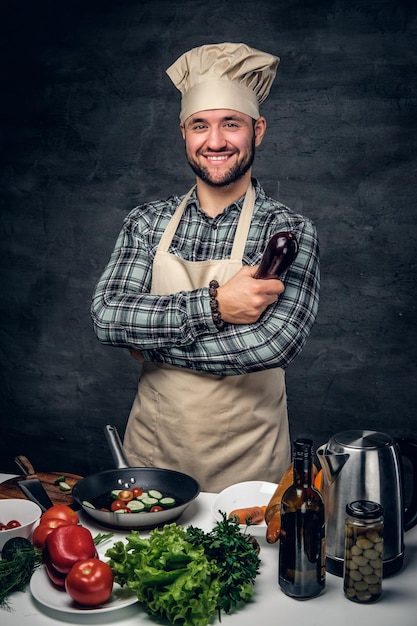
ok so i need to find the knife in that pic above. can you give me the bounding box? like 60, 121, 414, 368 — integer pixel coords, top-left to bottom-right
15, 455, 53, 512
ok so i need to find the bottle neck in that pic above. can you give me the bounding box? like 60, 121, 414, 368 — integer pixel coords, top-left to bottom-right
293, 453, 313, 488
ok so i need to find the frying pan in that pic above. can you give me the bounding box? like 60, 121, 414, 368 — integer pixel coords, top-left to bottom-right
72, 425, 200, 529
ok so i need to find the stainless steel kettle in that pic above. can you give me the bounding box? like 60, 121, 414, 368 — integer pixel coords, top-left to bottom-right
317, 430, 417, 577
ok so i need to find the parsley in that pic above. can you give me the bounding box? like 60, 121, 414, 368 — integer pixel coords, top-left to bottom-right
105, 514, 261, 625
186, 512, 261, 616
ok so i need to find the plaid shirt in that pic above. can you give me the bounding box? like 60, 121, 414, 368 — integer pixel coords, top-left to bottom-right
91, 179, 320, 375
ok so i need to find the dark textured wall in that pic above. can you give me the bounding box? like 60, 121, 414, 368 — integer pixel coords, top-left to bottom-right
1, 0, 416, 476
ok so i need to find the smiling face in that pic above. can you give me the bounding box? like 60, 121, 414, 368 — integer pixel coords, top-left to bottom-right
181, 109, 266, 188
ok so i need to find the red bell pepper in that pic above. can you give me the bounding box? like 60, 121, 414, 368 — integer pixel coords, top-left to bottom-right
43, 549, 67, 588
45, 524, 97, 575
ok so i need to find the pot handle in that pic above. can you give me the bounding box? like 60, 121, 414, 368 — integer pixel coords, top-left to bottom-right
396, 437, 417, 531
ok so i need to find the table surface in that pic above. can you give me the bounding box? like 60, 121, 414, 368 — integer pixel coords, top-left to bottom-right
1, 473, 416, 626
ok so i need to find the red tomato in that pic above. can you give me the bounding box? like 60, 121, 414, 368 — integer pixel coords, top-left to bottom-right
6, 520, 21, 529
65, 559, 114, 607
32, 518, 70, 548
150, 505, 163, 512
131, 487, 143, 498
110, 500, 127, 512
40, 504, 79, 526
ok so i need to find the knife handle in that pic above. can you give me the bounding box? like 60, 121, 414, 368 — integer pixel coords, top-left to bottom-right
15, 455, 37, 476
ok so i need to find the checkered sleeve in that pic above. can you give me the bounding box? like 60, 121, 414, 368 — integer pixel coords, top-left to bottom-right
91, 225, 216, 350
91, 187, 320, 376
144, 217, 320, 375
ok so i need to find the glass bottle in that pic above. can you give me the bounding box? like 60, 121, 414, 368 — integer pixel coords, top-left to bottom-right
343, 500, 384, 603
278, 438, 326, 599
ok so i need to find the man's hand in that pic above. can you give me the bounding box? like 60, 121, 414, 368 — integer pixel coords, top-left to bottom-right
216, 265, 285, 325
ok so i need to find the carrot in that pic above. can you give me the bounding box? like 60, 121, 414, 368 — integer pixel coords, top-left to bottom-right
265, 463, 294, 524
314, 469, 323, 492
266, 513, 281, 543
265, 461, 320, 543
228, 506, 265, 525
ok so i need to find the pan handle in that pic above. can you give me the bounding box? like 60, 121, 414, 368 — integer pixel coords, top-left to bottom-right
104, 424, 130, 469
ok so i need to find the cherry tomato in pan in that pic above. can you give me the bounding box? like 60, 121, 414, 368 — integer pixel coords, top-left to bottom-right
117, 490, 134, 503
150, 505, 164, 512
131, 487, 143, 498
65, 558, 114, 607
110, 499, 127, 512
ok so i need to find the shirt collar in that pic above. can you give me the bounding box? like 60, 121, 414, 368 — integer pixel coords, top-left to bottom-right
186, 178, 262, 216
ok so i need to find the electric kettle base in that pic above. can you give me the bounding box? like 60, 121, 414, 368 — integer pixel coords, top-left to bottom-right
326, 553, 404, 578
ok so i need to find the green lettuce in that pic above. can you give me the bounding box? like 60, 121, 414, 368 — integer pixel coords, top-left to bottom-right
105, 524, 220, 626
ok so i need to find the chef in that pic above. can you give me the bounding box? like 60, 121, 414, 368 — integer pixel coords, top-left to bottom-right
91, 42, 320, 492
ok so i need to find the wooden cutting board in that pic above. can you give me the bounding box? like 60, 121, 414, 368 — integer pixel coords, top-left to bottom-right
0, 456, 83, 509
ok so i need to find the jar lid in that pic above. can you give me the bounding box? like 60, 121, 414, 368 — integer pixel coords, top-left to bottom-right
346, 500, 383, 518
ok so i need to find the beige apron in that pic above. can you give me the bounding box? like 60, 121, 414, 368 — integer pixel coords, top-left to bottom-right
124, 184, 290, 492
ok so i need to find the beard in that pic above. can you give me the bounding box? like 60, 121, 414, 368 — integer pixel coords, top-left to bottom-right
185, 136, 256, 188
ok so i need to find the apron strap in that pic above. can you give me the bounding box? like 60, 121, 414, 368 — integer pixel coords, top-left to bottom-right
156, 183, 256, 260
157, 186, 196, 252
230, 182, 255, 260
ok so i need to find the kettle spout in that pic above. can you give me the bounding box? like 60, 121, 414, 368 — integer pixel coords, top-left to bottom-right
317, 444, 350, 485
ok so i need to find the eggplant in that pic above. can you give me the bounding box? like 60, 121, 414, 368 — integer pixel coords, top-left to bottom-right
254, 232, 298, 279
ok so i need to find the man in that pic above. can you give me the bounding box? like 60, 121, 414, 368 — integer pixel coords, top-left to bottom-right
91, 43, 320, 492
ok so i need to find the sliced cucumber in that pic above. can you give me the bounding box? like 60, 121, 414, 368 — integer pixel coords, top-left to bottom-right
82, 500, 96, 509
141, 496, 158, 509
58, 481, 72, 492
159, 497, 176, 507
148, 489, 163, 500
111, 489, 122, 499
126, 500, 146, 512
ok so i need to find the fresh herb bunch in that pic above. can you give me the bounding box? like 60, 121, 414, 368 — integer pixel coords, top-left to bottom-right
105, 515, 261, 626
0, 538, 43, 610
186, 512, 261, 615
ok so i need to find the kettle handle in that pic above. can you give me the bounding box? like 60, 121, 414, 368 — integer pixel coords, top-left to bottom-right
396, 437, 417, 531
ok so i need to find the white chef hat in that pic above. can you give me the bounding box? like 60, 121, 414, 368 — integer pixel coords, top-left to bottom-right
166, 42, 280, 123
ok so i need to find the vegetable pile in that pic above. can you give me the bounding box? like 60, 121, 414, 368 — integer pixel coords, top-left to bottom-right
0, 503, 113, 610
106, 512, 261, 626
83, 486, 177, 514
1, 501, 261, 622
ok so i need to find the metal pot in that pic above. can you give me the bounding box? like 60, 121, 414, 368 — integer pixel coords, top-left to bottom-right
72, 425, 200, 529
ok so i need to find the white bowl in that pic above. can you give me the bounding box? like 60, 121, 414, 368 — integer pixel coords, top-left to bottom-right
211, 480, 277, 537
0, 499, 42, 552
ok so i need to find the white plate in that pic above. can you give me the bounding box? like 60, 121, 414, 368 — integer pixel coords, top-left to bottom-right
211, 480, 277, 537
30, 565, 137, 614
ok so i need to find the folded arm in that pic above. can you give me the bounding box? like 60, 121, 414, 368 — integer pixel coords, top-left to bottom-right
91, 216, 320, 375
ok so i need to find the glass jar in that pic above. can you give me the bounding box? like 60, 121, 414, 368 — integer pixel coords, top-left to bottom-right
343, 500, 384, 603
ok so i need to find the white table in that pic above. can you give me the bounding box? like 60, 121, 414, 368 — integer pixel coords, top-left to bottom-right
1, 473, 416, 625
